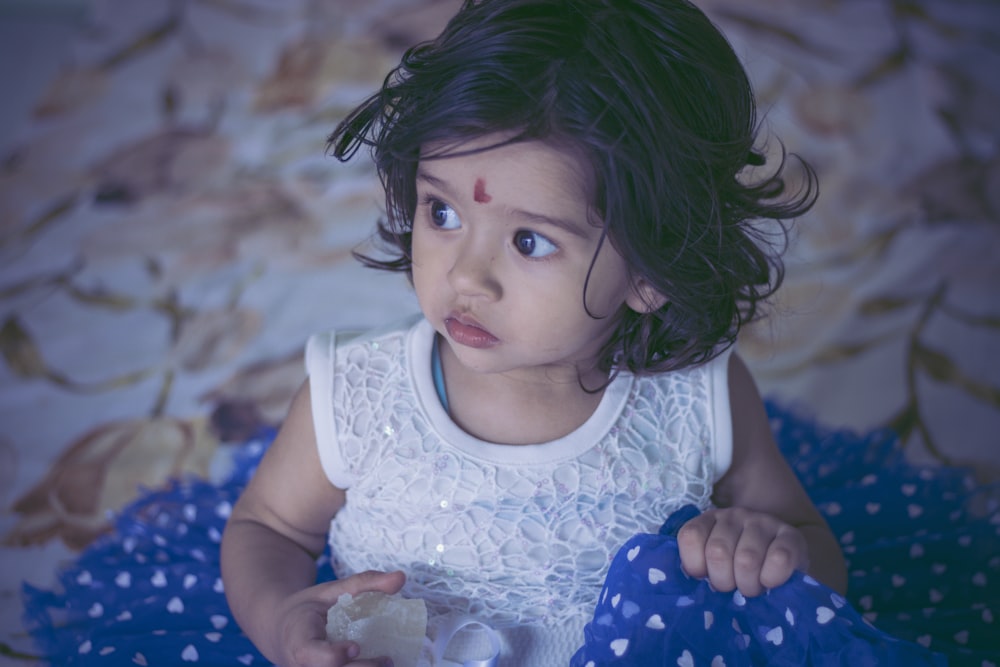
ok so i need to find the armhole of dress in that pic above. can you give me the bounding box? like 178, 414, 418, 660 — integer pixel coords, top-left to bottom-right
710, 346, 735, 483
305, 331, 355, 489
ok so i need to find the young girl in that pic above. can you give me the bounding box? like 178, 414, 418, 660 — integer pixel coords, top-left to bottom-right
20, 1, 996, 666
219, 0, 856, 664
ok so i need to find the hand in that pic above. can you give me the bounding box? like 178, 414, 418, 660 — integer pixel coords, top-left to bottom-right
266, 570, 406, 667
676, 507, 808, 597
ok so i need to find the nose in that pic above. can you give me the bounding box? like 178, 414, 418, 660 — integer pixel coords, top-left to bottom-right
447, 236, 502, 301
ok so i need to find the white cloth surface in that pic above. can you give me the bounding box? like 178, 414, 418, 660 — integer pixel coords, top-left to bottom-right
306, 316, 733, 664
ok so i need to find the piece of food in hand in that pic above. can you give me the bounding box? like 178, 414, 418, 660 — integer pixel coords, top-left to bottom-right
326, 591, 428, 667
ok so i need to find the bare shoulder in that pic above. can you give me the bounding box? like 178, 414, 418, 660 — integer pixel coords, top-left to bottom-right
229, 380, 346, 554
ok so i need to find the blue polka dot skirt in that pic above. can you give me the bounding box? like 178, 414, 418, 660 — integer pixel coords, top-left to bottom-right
570, 505, 948, 666
21, 405, 1000, 666
21, 434, 281, 666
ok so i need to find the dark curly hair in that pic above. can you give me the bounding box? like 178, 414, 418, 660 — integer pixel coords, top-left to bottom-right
328, 0, 817, 375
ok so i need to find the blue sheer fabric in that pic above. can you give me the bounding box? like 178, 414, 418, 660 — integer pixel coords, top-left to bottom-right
20, 405, 1000, 666
21, 435, 279, 666
569, 505, 947, 666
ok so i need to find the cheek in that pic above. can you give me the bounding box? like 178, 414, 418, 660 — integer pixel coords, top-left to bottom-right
581, 254, 632, 313
409, 225, 436, 271
409, 228, 452, 308
409, 230, 431, 284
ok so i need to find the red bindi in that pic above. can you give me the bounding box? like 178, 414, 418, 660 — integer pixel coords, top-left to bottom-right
473, 178, 492, 204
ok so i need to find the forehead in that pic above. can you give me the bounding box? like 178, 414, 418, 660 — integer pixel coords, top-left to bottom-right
418, 133, 595, 204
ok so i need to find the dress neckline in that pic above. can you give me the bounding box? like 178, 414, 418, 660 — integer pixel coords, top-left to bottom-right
407, 317, 634, 465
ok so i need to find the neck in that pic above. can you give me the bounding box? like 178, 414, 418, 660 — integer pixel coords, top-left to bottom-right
438, 338, 608, 445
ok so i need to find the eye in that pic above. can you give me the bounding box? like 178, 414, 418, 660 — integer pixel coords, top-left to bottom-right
513, 230, 558, 258
428, 199, 461, 230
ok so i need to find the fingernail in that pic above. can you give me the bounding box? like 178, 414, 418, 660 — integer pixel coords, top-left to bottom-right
347, 644, 360, 659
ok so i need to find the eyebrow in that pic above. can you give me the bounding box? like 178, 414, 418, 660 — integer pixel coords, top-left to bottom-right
415, 170, 456, 197
415, 169, 592, 239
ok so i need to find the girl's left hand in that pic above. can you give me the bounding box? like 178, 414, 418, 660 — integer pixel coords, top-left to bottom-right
676, 507, 809, 597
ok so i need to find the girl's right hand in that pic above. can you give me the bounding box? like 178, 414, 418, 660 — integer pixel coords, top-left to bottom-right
267, 570, 406, 667
676, 507, 808, 597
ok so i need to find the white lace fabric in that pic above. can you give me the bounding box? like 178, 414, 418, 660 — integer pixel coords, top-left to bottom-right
306, 316, 732, 664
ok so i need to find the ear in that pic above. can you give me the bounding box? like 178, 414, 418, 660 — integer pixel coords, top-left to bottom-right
625, 277, 667, 314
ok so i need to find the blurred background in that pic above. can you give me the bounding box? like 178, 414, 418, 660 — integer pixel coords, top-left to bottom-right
1, 0, 997, 662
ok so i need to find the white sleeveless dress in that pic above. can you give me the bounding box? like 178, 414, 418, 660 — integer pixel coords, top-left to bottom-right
306, 316, 733, 665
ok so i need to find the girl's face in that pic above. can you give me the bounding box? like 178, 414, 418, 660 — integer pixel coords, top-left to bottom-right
411, 134, 651, 386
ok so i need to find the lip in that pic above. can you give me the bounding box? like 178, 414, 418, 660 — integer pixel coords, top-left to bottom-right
444, 313, 500, 349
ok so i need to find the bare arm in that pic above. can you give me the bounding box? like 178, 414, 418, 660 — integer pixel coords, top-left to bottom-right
677, 354, 847, 596
221, 382, 402, 666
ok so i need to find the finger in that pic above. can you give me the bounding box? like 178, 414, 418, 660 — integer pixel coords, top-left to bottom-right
702, 513, 741, 593
341, 570, 406, 596
336, 642, 395, 667
676, 513, 715, 580
732, 519, 770, 597
315, 570, 407, 604
294, 639, 395, 667
292, 637, 358, 666
329, 641, 395, 667
759, 527, 808, 590
294, 630, 399, 667
346, 659, 395, 667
